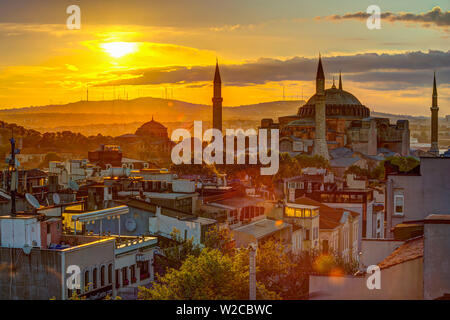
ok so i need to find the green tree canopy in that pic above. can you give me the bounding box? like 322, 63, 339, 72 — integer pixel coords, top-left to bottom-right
138, 248, 280, 300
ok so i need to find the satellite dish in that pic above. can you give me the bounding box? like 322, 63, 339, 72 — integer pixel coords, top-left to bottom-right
53, 193, 61, 205
68, 180, 79, 191
25, 193, 41, 209
23, 244, 32, 255
125, 218, 137, 232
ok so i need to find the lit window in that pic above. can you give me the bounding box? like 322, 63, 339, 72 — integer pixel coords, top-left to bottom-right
394, 194, 404, 215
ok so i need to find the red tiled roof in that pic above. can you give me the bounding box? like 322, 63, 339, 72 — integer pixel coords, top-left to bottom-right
294, 196, 358, 229
378, 236, 424, 270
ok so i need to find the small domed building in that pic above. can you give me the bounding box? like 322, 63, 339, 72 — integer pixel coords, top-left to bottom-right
116, 117, 174, 162
261, 58, 410, 157
135, 117, 169, 138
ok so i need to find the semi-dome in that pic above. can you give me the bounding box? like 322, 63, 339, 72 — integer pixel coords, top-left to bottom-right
135, 117, 168, 138
298, 86, 370, 119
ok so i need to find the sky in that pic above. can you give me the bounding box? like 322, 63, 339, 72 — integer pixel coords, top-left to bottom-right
0, 0, 448, 116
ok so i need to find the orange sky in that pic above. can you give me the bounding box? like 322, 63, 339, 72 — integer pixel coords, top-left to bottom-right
0, 1, 448, 116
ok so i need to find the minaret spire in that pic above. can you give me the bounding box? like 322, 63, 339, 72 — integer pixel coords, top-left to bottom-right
316, 53, 324, 80
212, 60, 223, 132
433, 71, 437, 97
214, 59, 221, 84
313, 55, 329, 160
339, 71, 343, 90
430, 71, 439, 156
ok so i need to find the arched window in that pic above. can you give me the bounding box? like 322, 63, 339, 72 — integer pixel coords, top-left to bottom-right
101, 265, 105, 287
93, 268, 98, 289
108, 264, 113, 284
84, 270, 90, 292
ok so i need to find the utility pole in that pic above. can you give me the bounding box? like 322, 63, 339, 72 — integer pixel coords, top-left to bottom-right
8, 129, 18, 216
249, 243, 257, 300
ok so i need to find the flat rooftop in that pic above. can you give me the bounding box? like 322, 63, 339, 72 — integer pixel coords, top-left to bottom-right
233, 218, 291, 239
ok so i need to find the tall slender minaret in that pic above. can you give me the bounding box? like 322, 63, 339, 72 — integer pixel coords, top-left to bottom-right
212, 60, 223, 132
312, 55, 330, 160
430, 72, 439, 156
338, 71, 343, 90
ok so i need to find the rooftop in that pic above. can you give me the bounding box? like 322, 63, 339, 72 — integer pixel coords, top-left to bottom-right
209, 196, 264, 209
233, 218, 291, 239
378, 236, 423, 270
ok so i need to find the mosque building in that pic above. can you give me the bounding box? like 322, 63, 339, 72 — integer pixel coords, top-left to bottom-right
260, 57, 410, 157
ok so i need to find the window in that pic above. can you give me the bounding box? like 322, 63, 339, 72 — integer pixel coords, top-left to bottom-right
394, 194, 404, 215
84, 270, 90, 292
323, 240, 329, 253
130, 265, 136, 283
93, 268, 98, 289
47, 224, 51, 234
140, 261, 150, 280
108, 264, 113, 284
305, 229, 310, 241
122, 267, 128, 286
100, 266, 105, 287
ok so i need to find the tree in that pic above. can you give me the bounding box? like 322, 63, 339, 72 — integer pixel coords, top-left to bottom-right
295, 154, 329, 169
255, 240, 295, 296
203, 225, 235, 256
138, 248, 280, 300
345, 165, 369, 177
157, 228, 202, 270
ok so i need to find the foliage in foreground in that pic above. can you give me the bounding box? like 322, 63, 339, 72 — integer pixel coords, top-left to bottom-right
138, 248, 280, 300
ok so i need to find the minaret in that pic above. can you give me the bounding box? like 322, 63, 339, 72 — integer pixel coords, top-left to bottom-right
430, 72, 439, 156
212, 60, 223, 132
312, 55, 330, 160
338, 71, 343, 90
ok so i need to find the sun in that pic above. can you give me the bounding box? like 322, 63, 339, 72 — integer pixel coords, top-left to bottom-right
101, 42, 138, 58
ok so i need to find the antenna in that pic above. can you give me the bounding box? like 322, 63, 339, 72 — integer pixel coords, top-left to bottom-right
25, 193, 41, 209
53, 193, 61, 205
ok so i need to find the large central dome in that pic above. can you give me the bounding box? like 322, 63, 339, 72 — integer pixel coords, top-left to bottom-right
298, 86, 370, 119
305, 87, 362, 106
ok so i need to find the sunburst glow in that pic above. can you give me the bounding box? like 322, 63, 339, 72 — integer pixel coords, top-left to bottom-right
101, 42, 137, 58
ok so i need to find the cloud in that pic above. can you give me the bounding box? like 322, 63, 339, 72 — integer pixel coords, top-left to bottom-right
96, 50, 450, 90
319, 6, 450, 30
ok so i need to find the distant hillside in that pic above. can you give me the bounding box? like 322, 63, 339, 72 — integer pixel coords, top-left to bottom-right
0, 97, 431, 136
0, 98, 303, 134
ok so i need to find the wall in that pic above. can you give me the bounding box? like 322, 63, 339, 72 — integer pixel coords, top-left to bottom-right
148, 208, 203, 245
86, 205, 156, 237
386, 158, 450, 237
0, 247, 62, 300
0, 217, 41, 248
62, 237, 115, 299
309, 257, 423, 299
423, 217, 450, 300
360, 239, 404, 268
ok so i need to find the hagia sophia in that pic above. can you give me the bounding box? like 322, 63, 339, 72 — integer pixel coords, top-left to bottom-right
260, 56, 410, 158
114, 55, 440, 164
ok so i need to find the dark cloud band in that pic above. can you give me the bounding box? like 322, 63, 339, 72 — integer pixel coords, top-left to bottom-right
320, 6, 449, 28
96, 50, 450, 89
